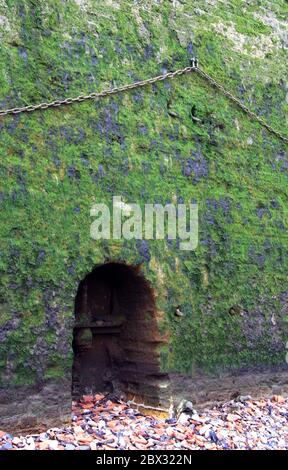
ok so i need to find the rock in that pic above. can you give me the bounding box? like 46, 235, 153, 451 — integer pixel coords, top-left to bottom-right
177, 412, 189, 425
175, 399, 194, 419
165, 418, 177, 424
198, 424, 211, 436
12, 437, 21, 445
174, 431, 186, 441
235, 395, 252, 403
117, 433, 126, 448
87, 420, 98, 427
209, 430, 218, 443
190, 417, 205, 425
272, 395, 285, 404
38, 441, 49, 450
25, 436, 36, 450
48, 440, 59, 450
98, 419, 106, 430
74, 425, 84, 434
65, 444, 75, 450
0, 442, 13, 450
94, 394, 104, 402
134, 435, 147, 444
227, 413, 240, 422
183, 400, 194, 412
217, 429, 229, 440
26, 442, 36, 450
81, 395, 94, 403
166, 427, 175, 438
277, 439, 286, 448
78, 436, 94, 444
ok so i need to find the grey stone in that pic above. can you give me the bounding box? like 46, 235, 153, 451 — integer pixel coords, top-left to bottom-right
65, 444, 75, 450
0, 442, 13, 450
48, 440, 58, 450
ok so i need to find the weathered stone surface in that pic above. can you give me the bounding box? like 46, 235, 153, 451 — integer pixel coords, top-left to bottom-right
0, 0, 287, 430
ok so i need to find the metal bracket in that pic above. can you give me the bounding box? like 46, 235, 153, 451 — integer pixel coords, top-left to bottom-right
190, 57, 198, 68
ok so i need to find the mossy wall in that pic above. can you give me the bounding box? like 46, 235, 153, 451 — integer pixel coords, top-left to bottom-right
0, 0, 287, 393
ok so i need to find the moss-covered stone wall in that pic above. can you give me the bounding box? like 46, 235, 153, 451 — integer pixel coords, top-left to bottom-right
0, 0, 287, 409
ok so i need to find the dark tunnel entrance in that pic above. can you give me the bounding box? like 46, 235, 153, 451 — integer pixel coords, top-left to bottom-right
72, 262, 170, 409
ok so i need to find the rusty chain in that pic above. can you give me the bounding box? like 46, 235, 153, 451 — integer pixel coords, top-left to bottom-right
0, 58, 287, 144
195, 66, 288, 144
0, 60, 198, 117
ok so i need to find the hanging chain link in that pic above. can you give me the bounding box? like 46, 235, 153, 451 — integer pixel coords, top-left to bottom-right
0, 58, 287, 144
195, 66, 288, 144
0, 61, 198, 116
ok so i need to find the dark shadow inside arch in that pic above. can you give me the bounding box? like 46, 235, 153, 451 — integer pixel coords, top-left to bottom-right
72, 262, 170, 409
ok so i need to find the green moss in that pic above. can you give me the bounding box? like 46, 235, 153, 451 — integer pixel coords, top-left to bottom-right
44, 364, 68, 380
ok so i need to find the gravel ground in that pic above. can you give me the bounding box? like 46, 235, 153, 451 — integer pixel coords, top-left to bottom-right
0, 394, 287, 450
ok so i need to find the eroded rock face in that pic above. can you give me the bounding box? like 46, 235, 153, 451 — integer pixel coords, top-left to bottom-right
0, 0, 287, 430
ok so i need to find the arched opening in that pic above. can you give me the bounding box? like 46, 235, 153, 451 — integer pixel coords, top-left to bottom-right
72, 262, 170, 409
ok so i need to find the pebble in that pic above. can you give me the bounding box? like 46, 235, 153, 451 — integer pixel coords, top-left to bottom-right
177, 413, 190, 425
12, 437, 21, 445
209, 429, 218, 443
198, 424, 211, 436
272, 395, 285, 404
65, 444, 76, 450
0, 442, 13, 450
241, 395, 252, 401
48, 440, 59, 450
0, 394, 287, 451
